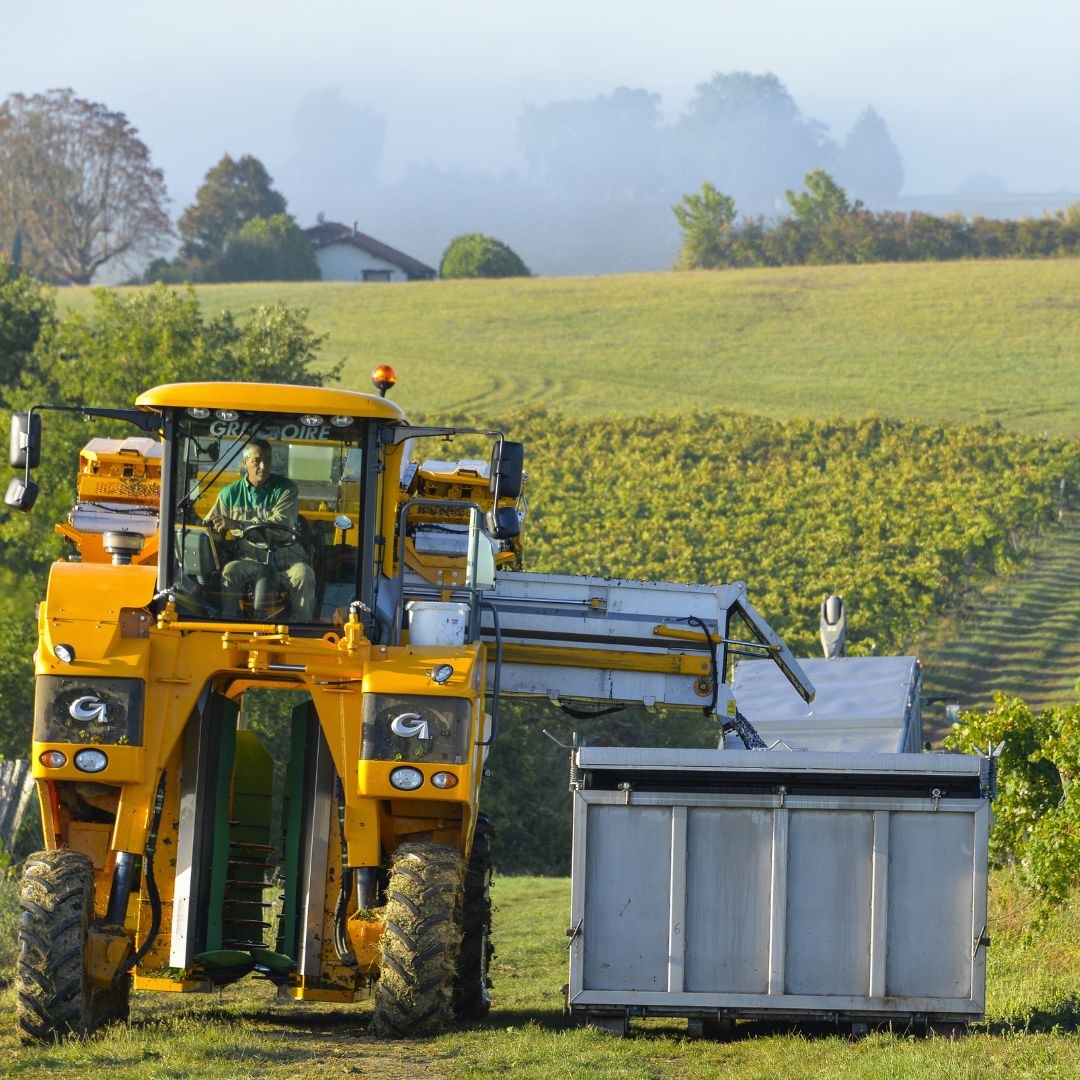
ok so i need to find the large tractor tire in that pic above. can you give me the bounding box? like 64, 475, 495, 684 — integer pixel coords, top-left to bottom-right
454, 813, 494, 1020
16, 850, 130, 1043
373, 841, 465, 1038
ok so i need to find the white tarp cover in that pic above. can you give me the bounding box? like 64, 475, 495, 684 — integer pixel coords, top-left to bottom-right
731, 655, 922, 753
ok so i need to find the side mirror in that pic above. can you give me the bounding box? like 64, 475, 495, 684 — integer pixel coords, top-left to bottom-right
5, 475, 39, 511
489, 440, 523, 500
9, 411, 41, 469
486, 506, 520, 540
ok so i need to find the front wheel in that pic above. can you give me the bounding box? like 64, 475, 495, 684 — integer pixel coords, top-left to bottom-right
16, 850, 130, 1043
373, 842, 464, 1038
455, 813, 494, 1020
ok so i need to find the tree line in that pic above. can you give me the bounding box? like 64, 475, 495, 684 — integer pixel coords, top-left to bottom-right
1, 73, 912, 284
675, 170, 1080, 269
0, 89, 532, 286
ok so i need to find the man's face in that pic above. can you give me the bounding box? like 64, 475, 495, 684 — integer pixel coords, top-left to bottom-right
242, 447, 272, 487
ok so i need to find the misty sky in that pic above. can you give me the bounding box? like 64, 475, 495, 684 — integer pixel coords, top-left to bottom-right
4, 0, 1079, 222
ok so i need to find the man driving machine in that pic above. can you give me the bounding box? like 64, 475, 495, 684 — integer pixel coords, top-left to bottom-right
205, 438, 316, 620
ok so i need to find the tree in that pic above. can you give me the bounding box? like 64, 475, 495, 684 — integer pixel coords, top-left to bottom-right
178, 154, 287, 262
211, 214, 320, 282
836, 107, 904, 206
672, 183, 739, 269
279, 89, 386, 222
785, 169, 852, 225
439, 233, 530, 278
673, 72, 837, 213
0, 89, 172, 284
0, 259, 55, 401
946, 692, 1080, 911
518, 87, 667, 196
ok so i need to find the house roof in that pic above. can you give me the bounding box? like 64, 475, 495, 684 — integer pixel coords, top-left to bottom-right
305, 221, 437, 279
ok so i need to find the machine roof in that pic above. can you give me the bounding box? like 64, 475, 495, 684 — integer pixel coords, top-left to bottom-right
135, 382, 406, 421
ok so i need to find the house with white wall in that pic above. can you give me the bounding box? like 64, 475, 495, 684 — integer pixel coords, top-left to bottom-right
305, 221, 437, 282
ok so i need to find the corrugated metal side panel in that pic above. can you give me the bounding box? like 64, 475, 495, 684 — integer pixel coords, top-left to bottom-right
785, 810, 874, 995
684, 807, 773, 993
581, 805, 671, 990
886, 812, 976, 998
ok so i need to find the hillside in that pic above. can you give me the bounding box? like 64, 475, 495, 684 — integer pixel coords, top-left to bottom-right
53, 263, 1080, 709
61, 259, 1080, 437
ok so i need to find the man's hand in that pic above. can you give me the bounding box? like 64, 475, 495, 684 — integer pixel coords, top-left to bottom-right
207, 511, 242, 533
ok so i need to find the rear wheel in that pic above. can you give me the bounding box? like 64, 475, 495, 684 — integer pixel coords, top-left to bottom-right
16, 850, 130, 1043
373, 842, 464, 1038
454, 813, 494, 1020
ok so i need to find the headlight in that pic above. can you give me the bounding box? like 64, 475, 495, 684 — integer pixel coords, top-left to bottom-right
389, 766, 424, 791
429, 664, 454, 685
74, 748, 108, 773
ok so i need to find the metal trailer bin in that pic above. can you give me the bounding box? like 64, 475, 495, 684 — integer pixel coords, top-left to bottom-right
567, 747, 991, 1035
731, 655, 924, 753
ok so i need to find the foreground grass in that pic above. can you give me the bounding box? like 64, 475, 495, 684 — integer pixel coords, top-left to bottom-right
59, 260, 1080, 437
1, 873, 1078, 1078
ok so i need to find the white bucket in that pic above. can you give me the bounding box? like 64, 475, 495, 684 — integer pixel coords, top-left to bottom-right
406, 601, 470, 646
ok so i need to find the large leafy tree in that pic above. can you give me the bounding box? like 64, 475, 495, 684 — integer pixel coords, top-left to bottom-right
672, 182, 739, 269
178, 154, 288, 262
440, 233, 530, 278
674, 72, 837, 214
785, 169, 852, 225
280, 89, 386, 220
211, 214, 320, 282
0, 260, 54, 402
837, 106, 905, 206
518, 87, 667, 197
0, 89, 172, 284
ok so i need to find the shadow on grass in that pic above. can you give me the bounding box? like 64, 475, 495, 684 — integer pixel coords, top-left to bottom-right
982, 995, 1080, 1036
128, 995, 1077, 1046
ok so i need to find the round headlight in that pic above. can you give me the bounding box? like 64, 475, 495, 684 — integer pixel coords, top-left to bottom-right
187, 407, 211, 419
39, 750, 67, 769
389, 766, 424, 791
215, 409, 239, 422
429, 664, 454, 685
330, 415, 353, 427
300, 414, 324, 427
53, 643, 77, 664
430, 771, 459, 790
74, 748, 108, 773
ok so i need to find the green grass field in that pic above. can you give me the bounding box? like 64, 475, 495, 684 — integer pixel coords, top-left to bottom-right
1, 873, 1077, 1079
60, 260, 1080, 436
4, 262, 1076, 1074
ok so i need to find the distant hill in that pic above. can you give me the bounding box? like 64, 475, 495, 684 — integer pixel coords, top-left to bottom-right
62, 259, 1080, 437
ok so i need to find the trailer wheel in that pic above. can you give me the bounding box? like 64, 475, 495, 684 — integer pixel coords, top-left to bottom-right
373, 841, 464, 1038
454, 813, 494, 1020
16, 850, 130, 1043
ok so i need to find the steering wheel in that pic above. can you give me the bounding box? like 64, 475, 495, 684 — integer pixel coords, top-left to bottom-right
242, 521, 303, 550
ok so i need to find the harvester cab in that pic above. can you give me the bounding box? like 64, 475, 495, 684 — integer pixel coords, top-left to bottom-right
6, 370, 812, 1043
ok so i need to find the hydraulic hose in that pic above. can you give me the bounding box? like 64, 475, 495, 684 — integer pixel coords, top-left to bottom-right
125, 771, 167, 974
333, 777, 356, 963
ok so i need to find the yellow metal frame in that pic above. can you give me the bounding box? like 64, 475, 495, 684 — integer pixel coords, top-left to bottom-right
29, 386, 510, 1001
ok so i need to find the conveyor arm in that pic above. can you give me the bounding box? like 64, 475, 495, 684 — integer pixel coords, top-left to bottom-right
478, 571, 813, 716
